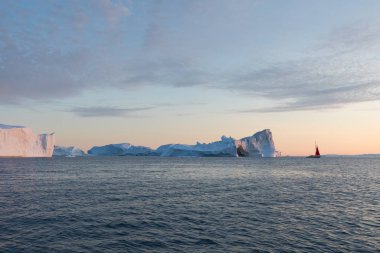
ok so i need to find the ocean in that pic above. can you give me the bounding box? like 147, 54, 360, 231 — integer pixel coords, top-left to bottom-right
0, 157, 379, 252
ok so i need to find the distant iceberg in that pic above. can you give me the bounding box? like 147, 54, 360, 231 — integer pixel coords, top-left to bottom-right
53, 146, 86, 157
88, 143, 155, 156
156, 136, 237, 157
0, 124, 55, 157
87, 129, 276, 157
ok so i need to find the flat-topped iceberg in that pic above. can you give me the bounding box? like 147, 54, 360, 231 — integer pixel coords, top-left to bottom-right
53, 146, 86, 157
87, 129, 276, 157
0, 124, 55, 157
88, 143, 155, 156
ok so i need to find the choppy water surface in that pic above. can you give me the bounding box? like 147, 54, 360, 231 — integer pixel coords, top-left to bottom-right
0, 157, 379, 252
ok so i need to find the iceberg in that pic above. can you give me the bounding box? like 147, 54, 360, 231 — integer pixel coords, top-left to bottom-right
53, 146, 86, 157
235, 129, 276, 157
0, 124, 55, 157
156, 136, 237, 157
88, 143, 155, 156
156, 129, 276, 157
86, 129, 276, 157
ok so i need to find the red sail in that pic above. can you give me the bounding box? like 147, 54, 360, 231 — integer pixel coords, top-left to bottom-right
315, 146, 320, 156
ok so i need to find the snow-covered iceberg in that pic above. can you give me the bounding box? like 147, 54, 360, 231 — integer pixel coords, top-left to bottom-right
0, 124, 55, 157
53, 146, 86, 156
88, 143, 155, 156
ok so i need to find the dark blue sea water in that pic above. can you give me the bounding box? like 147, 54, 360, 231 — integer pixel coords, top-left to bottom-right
0, 157, 379, 252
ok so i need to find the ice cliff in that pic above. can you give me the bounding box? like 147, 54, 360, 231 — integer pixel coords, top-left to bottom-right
235, 129, 276, 157
88, 143, 155, 156
87, 129, 276, 157
53, 146, 85, 156
0, 124, 55, 157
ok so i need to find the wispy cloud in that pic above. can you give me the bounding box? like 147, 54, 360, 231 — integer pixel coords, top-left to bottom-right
238, 82, 380, 113
69, 106, 153, 117
318, 20, 380, 55
227, 20, 380, 112
1, 1, 380, 113
121, 58, 212, 88
227, 57, 380, 111
0, 0, 131, 104
97, 0, 129, 25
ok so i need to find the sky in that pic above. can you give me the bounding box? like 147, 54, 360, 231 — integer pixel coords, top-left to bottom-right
1, 0, 380, 155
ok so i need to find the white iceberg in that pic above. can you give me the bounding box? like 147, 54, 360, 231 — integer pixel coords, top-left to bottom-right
235, 129, 276, 157
87, 129, 276, 157
0, 124, 55, 157
156, 129, 276, 157
156, 136, 237, 157
87, 143, 155, 156
53, 146, 86, 157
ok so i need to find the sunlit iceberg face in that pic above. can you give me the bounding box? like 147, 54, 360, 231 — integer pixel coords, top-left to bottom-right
0, 124, 55, 157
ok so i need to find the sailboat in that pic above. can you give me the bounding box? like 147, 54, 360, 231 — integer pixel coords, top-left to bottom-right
307, 144, 321, 158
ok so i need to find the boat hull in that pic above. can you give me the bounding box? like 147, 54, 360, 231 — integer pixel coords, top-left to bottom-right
306, 155, 321, 158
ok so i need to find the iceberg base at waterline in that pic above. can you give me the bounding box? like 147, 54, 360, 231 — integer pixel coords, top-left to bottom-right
87, 143, 156, 156
53, 146, 86, 157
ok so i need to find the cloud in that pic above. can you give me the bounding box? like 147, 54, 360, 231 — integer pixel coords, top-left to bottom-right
1, 1, 380, 113
121, 58, 212, 88
0, 1, 212, 104
226, 53, 380, 110
225, 20, 380, 112
97, 0, 129, 24
318, 20, 380, 55
69, 106, 153, 117
238, 82, 380, 113
0, 0, 131, 104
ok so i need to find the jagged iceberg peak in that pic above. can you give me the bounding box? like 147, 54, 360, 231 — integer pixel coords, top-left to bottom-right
221, 135, 235, 142
53, 146, 86, 157
88, 143, 155, 156
0, 124, 55, 157
236, 129, 276, 157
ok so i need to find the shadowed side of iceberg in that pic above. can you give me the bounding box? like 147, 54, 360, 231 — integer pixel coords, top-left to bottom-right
236, 129, 276, 157
53, 146, 86, 156
87, 143, 156, 156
